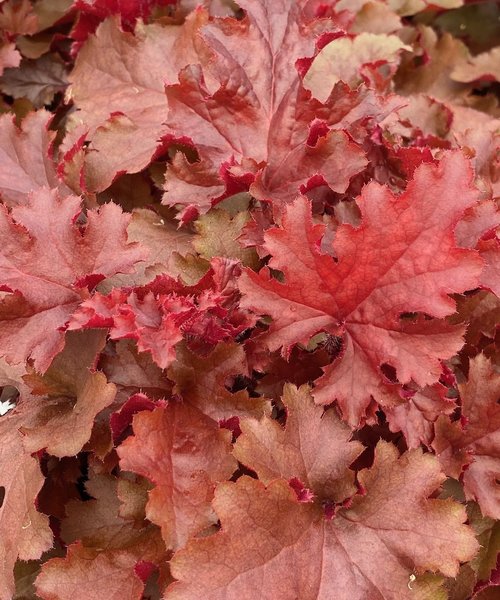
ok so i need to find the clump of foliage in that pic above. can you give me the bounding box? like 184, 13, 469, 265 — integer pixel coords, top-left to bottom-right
0, 1, 498, 599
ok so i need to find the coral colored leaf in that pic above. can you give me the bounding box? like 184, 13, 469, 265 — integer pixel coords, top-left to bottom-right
0, 110, 71, 207
163, 0, 367, 216
0, 411, 53, 599
167, 442, 478, 599
0, 0, 39, 36
118, 400, 236, 549
234, 383, 363, 502
433, 354, 500, 519
239, 153, 483, 424
35, 533, 165, 600
0, 188, 146, 372
478, 238, 500, 298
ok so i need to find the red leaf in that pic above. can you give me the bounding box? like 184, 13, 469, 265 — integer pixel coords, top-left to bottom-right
239, 153, 483, 424
433, 354, 500, 519
163, 0, 367, 216
0, 188, 146, 372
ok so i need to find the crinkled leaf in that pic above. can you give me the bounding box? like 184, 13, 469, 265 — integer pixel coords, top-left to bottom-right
239, 153, 483, 424
0, 188, 146, 371
168, 442, 478, 599
163, 0, 367, 216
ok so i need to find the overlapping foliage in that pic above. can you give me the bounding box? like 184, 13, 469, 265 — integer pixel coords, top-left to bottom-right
0, 1, 499, 599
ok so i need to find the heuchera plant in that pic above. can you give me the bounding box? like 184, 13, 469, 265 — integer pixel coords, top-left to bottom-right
0, 0, 499, 598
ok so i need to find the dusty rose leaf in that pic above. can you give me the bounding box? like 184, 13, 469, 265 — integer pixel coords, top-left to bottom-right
168, 442, 478, 599
478, 238, 500, 298
451, 111, 500, 199
0, 0, 39, 36
0, 411, 52, 599
35, 533, 165, 600
0, 188, 146, 372
455, 200, 500, 251
433, 354, 500, 519
0, 110, 71, 207
239, 153, 483, 424
234, 383, 363, 502
118, 401, 236, 549
66, 12, 207, 191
